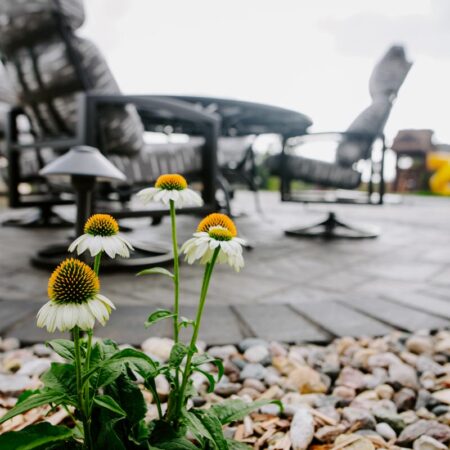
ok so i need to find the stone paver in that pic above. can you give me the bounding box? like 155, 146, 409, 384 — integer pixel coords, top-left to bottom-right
0, 192, 449, 343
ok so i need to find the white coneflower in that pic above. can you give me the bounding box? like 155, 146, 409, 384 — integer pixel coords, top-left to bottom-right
181, 213, 245, 272
136, 174, 203, 208
69, 214, 132, 258
37, 258, 115, 332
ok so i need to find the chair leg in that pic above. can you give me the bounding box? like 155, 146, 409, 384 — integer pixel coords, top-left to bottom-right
285, 212, 379, 239
1, 206, 73, 228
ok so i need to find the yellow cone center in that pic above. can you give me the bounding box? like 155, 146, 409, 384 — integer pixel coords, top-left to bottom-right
84, 214, 119, 237
155, 174, 188, 191
197, 213, 237, 237
208, 226, 233, 241
48, 258, 99, 304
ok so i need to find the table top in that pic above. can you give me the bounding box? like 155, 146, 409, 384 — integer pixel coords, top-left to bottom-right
146, 95, 313, 137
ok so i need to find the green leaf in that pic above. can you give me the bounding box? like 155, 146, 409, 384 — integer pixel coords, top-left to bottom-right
192, 409, 228, 450
46, 340, 76, 361
107, 371, 147, 425
210, 399, 282, 425
0, 391, 70, 425
84, 348, 157, 388
137, 267, 174, 278
192, 353, 224, 381
145, 309, 176, 328
16, 390, 41, 405
193, 367, 217, 393
152, 438, 198, 450
0, 423, 73, 450
168, 343, 189, 367
226, 439, 252, 450
93, 394, 126, 417
178, 317, 194, 329
41, 363, 77, 397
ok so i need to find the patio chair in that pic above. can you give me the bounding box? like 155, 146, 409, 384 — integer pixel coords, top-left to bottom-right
267, 45, 412, 238
0, 0, 219, 230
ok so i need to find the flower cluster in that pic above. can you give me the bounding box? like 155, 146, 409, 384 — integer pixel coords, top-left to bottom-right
13, 173, 249, 450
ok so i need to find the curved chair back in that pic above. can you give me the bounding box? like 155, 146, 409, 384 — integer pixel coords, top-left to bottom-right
0, 0, 143, 155
336, 45, 412, 168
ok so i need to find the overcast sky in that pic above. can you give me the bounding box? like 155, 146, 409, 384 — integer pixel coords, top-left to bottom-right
80, 0, 450, 144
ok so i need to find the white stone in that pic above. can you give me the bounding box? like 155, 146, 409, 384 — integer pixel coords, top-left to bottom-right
376, 422, 396, 441
207, 345, 238, 360
141, 337, 174, 361
17, 359, 51, 376
244, 345, 270, 364
290, 406, 314, 450
413, 435, 447, 450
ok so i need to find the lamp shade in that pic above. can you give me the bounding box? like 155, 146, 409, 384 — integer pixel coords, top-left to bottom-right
40, 146, 126, 181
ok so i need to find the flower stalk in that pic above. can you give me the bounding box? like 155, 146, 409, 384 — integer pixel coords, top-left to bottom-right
169, 200, 180, 344
174, 247, 220, 423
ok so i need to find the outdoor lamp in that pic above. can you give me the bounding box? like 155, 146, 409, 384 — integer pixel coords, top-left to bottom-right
40, 146, 126, 236
35, 146, 173, 269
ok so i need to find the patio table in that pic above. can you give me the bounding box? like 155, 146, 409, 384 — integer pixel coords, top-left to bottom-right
154, 95, 313, 138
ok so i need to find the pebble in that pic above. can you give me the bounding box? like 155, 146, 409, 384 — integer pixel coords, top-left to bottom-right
141, 337, 174, 361
398, 419, 450, 445
407, 336, 434, 355
375, 422, 396, 440
32, 343, 53, 357
315, 423, 348, 443
243, 345, 270, 364
394, 387, 416, 411
342, 407, 376, 430
17, 358, 51, 376
373, 410, 406, 434
336, 367, 366, 390
389, 361, 419, 389
431, 389, 450, 406
413, 435, 448, 450
290, 406, 314, 450
334, 434, 375, 450
238, 338, 268, 353
375, 383, 394, 400
333, 385, 356, 402
287, 366, 328, 394
0, 373, 33, 395
0, 337, 20, 352
207, 345, 238, 360
240, 363, 266, 380
214, 381, 241, 397
242, 378, 265, 392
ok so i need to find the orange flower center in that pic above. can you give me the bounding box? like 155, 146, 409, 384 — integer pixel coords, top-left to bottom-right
197, 213, 237, 237
155, 174, 187, 191
48, 258, 99, 304
84, 214, 119, 236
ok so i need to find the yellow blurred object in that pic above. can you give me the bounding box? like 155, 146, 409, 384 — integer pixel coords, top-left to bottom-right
427, 152, 450, 195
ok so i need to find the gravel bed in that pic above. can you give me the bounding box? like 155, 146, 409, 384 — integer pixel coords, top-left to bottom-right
1, 330, 450, 449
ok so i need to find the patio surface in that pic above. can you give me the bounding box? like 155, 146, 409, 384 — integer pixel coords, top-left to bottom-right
0, 191, 449, 345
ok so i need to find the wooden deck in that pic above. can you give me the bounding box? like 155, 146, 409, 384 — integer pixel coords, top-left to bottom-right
0, 192, 449, 345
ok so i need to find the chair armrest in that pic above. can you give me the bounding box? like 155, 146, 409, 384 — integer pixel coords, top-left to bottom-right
288, 130, 383, 147
84, 93, 220, 125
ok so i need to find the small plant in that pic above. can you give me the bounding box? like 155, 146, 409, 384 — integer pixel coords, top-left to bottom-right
0, 175, 279, 449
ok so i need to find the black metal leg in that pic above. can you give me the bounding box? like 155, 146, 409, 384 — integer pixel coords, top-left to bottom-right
285, 212, 379, 239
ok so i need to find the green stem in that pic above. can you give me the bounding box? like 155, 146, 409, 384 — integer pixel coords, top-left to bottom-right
93, 252, 102, 276
169, 200, 180, 344
175, 247, 220, 423
74, 327, 92, 449
82, 252, 102, 444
